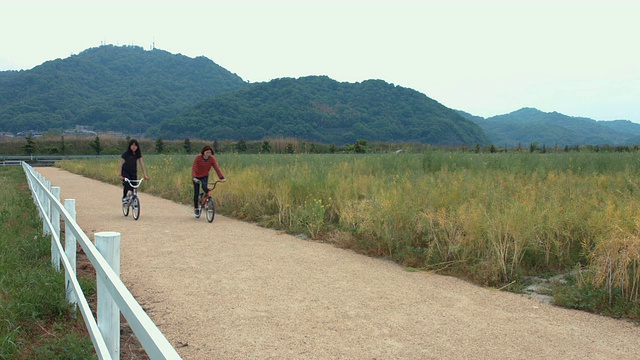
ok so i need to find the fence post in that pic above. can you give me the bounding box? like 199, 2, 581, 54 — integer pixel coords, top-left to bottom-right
96, 231, 121, 360
64, 199, 78, 310
43, 180, 51, 235
51, 187, 61, 271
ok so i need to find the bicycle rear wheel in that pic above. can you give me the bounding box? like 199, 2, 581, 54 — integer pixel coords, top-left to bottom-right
132, 196, 140, 220
122, 199, 130, 216
205, 197, 215, 222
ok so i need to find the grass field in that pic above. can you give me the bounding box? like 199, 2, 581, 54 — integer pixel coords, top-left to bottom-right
0, 166, 96, 359
57, 150, 640, 319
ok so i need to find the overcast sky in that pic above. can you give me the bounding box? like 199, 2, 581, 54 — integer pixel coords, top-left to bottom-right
2, 0, 639, 122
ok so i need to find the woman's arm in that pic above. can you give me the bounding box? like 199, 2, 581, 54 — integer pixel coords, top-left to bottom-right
119, 158, 125, 179
138, 157, 150, 180
211, 157, 226, 181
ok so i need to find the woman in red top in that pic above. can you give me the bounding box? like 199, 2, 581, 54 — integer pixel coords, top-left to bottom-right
192, 145, 226, 216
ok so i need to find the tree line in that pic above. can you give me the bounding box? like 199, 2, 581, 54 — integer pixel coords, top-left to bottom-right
3, 134, 640, 159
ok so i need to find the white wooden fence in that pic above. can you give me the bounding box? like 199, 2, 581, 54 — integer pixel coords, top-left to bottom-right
22, 162, 181, 360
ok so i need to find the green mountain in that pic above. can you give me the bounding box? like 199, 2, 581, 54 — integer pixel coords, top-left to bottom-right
8, 44, 635, 148
150, 76, 489, 145
598, 120, 640, 139
0, 45, 249, 134
459, 107, 640, 147
0, 45, 489, 145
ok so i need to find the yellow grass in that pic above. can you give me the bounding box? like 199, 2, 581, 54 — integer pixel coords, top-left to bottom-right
57, 151, 640, 301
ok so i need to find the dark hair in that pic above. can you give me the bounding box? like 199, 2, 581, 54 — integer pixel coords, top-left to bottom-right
127, 139, 142, 157
201, 145, 214, 155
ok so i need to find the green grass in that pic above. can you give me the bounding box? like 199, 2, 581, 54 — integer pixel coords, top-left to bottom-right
0, 166, 95, 359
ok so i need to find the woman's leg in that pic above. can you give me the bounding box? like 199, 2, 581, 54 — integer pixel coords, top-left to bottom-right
122, 173, 136, 199
193, 181, 201, 208
123, 181, 133, 199
200, 176, 210, 194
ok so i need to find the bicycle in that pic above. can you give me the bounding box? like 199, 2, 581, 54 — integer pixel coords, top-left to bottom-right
122, 178, 144, 220
195, 180, 221, 222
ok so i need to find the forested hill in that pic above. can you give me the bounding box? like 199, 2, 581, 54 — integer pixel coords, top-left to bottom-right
149, 76, 490, 145
460, 107, 640, 147
4, 44, 639, 147
0, 45, 249, 134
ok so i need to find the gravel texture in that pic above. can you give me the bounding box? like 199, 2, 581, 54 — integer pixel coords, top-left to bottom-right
39, 167, 640, 360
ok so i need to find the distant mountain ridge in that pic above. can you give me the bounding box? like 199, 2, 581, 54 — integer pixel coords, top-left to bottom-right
0, 44, 637, 147
0, 45, 488, 145
149, 76, 489, 145
458, 107, 640, 147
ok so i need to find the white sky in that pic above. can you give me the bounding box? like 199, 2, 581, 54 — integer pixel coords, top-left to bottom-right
2, 0, 639, 122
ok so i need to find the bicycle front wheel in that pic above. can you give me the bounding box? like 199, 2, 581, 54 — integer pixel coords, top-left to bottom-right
205, 197, 215, 222
132, 196, 141, 220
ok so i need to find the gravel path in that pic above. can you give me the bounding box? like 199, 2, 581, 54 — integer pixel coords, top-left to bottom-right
39, 167, 640, 359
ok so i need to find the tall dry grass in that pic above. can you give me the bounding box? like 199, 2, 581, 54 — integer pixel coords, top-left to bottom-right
57, 151, 640, 303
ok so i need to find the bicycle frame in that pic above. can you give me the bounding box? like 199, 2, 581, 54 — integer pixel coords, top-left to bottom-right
196, 179, 221, 204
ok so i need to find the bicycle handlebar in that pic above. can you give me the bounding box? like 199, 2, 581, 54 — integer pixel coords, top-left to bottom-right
194, 179, 224, 187
195, 179, 223, 195
123, 178, 144, 188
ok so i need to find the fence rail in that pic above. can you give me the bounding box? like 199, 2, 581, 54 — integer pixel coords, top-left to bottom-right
3, 155, 119, 167
2, 156, 107, 167
22, 162, 181, 360
1, 160, 22, 166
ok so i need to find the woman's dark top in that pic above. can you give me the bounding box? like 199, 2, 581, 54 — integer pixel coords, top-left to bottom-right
121, 150, 141, 179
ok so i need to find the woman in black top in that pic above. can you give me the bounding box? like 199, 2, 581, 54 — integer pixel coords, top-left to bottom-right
119, 139, 150, 202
